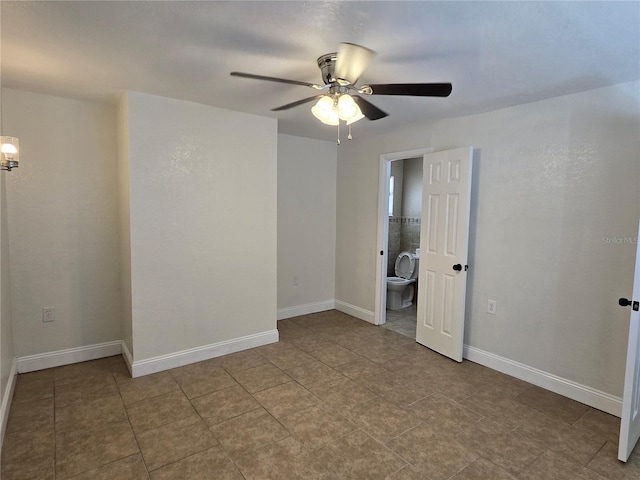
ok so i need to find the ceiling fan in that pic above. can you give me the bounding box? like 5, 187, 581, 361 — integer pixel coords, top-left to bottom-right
230, 43, 452, 141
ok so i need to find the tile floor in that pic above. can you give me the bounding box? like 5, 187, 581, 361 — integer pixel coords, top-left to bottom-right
383, 303, 417, 339
2, 309, 639, 479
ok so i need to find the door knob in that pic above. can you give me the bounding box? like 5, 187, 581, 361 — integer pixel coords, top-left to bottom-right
453, 264, 462, 271
619, 298, 640, 311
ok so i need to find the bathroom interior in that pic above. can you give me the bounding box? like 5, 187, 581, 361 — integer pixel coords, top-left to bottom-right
383, 156, 423, 339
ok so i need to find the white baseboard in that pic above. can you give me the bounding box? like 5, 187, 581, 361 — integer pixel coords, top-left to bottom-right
335, 300, 375, 325
0, 358, 17, 450
277, 300, 335, 320
16, 340, 123, 374
121, 341, 133, 376
130, 329, 279, 378
463, 345, 622, 417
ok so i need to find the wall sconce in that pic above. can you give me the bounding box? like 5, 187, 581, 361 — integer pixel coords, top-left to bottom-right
1, 136, 19, 171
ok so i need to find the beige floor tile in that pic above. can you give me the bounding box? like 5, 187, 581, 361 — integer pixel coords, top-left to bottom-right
149, 446, 243, 480
191, 384, 261, 426
335, 358, 386, 379
218, 349, 269, 373
316, 429, 407, 479
54, 381, 120, 408
12, 374, 54, 404
454, 418, 544, 476
386, 465, 430, 479
231, 363, 292, 393
54, 359, 115, 386
180, 371, 238, 399
460, 389, 538, 429
55, 421, 139, 479
0, 455, 54, 480
211, 407, 289, 457
170, 361, 237, 398
66, 453, 149, 480
518, 450, 607, 480
6, 397, 53, 435
587, 441, 640, 480
126, 390, 197, 435
514, 410, 607, 465
137, 416, 218, 472
354, 343, 407, 364
427, 374, 485, 402
234, 437, 334, 479
347, 397, 421, 443
253, 381, 319, 418
357, 371, 433, 407
407, 393, 482, 435
284, 360, 345, 387
449, 457, 516, 480
280, 405, 358, 450
116, 371, 181, 405
311, 344, 366, 367
386, 424, 477, 480
575, 408, 621, 445
290, 333, 335, 352
307, 377, 381, 416
516, 385, 591, 424
1, 427, 55, 480
56, 393, 128, 433
278, 321, 311, 339
168, 358, 223, 384
263, 346, 317, 370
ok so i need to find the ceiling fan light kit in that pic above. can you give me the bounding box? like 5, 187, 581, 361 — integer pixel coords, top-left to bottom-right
230, 42, 452, 144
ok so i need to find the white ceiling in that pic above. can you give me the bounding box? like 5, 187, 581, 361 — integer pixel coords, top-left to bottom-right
2, 1, 639, 141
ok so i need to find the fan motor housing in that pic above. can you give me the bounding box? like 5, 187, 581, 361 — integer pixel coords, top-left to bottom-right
317, 53, 338, 85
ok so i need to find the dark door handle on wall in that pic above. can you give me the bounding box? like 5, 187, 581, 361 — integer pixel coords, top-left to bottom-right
619, 298, 640, 311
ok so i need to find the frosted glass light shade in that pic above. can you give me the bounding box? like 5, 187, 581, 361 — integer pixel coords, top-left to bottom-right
311, 94, 364, 126
311, 96, 339, 125
0, 136, 19, 171
338, 94, 360, 122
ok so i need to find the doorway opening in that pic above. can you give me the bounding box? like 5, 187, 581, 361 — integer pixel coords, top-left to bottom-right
374, 147, 433, 337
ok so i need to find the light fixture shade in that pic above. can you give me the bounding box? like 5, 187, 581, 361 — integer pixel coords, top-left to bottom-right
0, 136, 19, 171
311, 96, 339, 125
337, 94, 361, 122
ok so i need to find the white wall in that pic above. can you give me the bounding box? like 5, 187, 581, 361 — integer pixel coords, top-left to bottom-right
116, 94, 133, 356
125, 92, 278, 362
1, 172, 15, 441
401, 157, 422, 218
390, 160, 404, 218
336, 81, 640, 398
4, 89, 122, 356
277, 134, 337, 313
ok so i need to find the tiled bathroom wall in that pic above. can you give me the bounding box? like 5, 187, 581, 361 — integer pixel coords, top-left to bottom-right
387, 217, 421, 276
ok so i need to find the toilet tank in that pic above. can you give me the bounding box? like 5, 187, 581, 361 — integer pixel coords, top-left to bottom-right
410, 258, 419, 279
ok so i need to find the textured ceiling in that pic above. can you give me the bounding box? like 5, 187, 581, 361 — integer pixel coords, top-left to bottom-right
1, 1, 639, 141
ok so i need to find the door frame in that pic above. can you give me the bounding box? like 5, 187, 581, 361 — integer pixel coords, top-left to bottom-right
374, 147, 433, 326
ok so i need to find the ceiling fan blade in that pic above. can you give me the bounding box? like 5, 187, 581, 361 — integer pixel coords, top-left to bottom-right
271, 96, 322, 111
353, 95, 388, 121
334, 43, 375, 85
361, 83, 453, 97
230, 72, 322, 89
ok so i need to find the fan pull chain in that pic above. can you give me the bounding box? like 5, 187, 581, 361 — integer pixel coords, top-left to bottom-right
348, 123, 353, 140
337, 123, 340, 145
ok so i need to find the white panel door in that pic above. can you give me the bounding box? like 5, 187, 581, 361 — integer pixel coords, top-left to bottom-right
416, 147, 473, 362
618, 219, 640, 462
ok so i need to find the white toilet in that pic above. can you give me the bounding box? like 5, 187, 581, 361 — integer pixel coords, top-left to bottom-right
386, 251, 419, 310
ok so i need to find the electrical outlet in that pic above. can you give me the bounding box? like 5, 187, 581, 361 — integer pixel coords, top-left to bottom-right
292, 275, 299, 286
487, 300, 497, 315
43, 307, 55, 323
